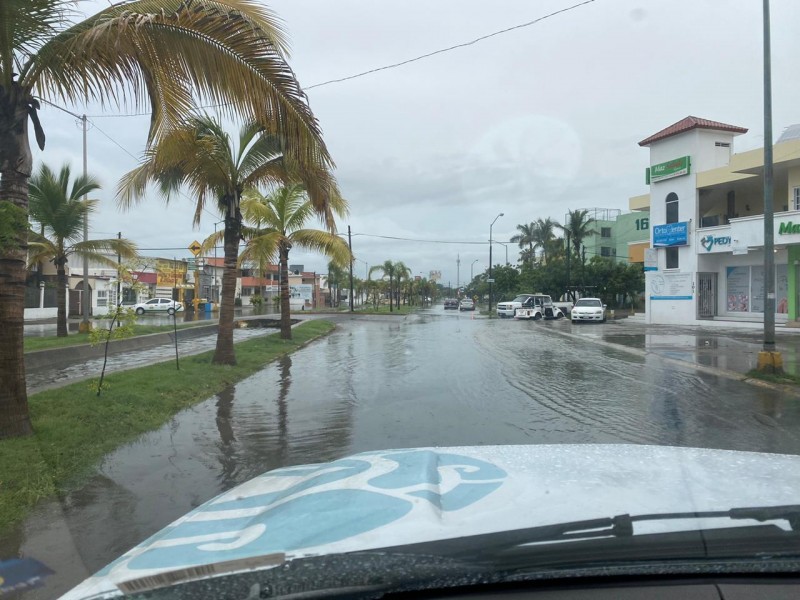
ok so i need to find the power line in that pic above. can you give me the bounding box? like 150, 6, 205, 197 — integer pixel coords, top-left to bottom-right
84, 0, 595, 118
306, 0, 595, 90
87, 117, 222, 222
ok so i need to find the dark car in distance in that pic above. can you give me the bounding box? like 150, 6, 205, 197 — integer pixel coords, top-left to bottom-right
443, 298, 459, 309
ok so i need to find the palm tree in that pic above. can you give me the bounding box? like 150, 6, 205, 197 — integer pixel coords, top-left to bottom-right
370, 260, 410, 311
27, 163, 137, 337
327, 260, 348, 308
532, 218, 557, 264
1, 1, 333, 438
510, 222, 535, 265
393, 262, 411, 308
240, 184, 350, 339
119, 116, 336, 365
558, 209, 597, 261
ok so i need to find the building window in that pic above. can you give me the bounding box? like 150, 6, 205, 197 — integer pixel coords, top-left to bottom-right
715, 141, 730, 147
794, 187, 800, 211
665, 192, 679, 224
600, 246, 612, 257
601, 227, 612, 238
97, 290, 108, 307
666, 247, 679, 269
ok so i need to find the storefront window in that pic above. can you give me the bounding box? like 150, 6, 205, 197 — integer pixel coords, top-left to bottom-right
726, 265, 787, 313
666, 192, 679, 224
666, 247, 679, 269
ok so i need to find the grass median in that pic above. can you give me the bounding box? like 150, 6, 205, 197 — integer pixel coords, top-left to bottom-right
1, 319, 334, 533
24, 320, 212, 352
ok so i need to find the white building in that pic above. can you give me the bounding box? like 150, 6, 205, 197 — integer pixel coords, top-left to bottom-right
638, 116, 800, 326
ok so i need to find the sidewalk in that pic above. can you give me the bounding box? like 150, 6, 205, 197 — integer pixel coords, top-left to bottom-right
590, 317, 799, 379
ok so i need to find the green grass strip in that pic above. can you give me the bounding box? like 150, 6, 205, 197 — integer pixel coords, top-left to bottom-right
746, 368, 800, 386
1, 319, 334, 533
24, 321, 212, 352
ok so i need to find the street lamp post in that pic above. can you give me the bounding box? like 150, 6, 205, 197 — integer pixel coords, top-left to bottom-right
471, 259, 479, 281
495, 241, 509, 265
488, 213, 504, 315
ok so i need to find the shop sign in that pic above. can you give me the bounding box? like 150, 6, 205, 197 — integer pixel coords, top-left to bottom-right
646, 155, 691, 184
700, 234, 731, 252
778, 221, 800, 235
653, 221, 689, 247
650, 272, 693, 300
644, 248, 657, 272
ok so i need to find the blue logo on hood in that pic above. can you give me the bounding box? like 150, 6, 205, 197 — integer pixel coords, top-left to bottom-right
104, 450, 506, 574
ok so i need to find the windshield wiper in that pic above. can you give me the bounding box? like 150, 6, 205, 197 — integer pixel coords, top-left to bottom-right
371, 504, 800, 567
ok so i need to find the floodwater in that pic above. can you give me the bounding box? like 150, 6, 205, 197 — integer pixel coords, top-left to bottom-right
6, 311, 800, 598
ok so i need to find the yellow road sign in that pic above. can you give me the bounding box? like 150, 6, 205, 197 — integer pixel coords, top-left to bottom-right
188, 240, 202, 256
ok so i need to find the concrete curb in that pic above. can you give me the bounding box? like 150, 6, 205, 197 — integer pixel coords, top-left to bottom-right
541, 323, 800, 398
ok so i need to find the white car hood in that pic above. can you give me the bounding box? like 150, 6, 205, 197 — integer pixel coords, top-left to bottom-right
62, 444, 800, 599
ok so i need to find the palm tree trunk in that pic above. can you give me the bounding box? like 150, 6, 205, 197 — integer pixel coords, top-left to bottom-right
0, 99, 35, 436
213, 214, 240, 365
389, 275, 393, 312
279, 243, 292, 339
56, 261, 68, 337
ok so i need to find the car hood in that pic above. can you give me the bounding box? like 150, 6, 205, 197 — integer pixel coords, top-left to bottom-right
61, 444, 800, 599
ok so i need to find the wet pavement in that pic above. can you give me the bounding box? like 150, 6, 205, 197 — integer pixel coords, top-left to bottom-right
25, 326, 275, 394
6, 310, 800, 598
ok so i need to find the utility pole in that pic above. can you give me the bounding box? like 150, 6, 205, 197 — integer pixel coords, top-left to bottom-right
117, 231, 122, 306
348, 225, 354, 312
758, 0, 782, 372
456, 254, 460, 294
80, 114, 90, 331
488, 213, 504, 314
565, 231, 571, 301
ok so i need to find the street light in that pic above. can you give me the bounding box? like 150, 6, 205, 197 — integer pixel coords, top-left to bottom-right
495, 241, 509, 265
470, 259, 479, 281
488, 212, 504, 315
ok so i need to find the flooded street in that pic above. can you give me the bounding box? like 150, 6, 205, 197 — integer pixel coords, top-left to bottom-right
7, 311, 800, 598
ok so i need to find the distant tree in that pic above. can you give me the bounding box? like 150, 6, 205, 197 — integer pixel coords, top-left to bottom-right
532, 218, 557, 263
239, 184, 350, 339
510, 222, 535, 265
27, 164, 137, 337
558, 209, 597, 261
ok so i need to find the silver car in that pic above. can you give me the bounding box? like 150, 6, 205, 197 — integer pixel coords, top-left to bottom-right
570, 298, 606, 323
459, 298, 475, 311
133, 298, 183, 315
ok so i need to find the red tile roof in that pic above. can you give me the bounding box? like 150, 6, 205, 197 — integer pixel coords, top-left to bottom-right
639, 116, 748, 147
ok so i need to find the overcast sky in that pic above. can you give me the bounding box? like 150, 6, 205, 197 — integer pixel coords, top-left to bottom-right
34, 0, 800, 286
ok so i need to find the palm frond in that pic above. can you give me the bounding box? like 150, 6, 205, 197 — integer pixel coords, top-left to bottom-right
70, 237, 138, 264
290, 229, 351, 268
239, 230, 282, 264
27, 0, 331, 172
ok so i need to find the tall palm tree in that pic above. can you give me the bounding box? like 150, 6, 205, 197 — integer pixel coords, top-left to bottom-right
0, 1, 333, 438
370, 260, 409, 312
394, 262, 411, 308
119, 116, 336, 365
531, 217, 557, 264
558, 209, 597, 261
327, 260, 348, 308
27, 163, 137, 337
239, 184, 350, 339
510, 222, 535, 265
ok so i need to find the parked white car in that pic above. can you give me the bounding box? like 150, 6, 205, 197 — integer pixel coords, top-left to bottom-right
571, 297, 607, 323
132, 298, 183, 315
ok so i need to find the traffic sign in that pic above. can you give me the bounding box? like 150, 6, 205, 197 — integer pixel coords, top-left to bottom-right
188, 240, 202, 256
487, 278, 495, 283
